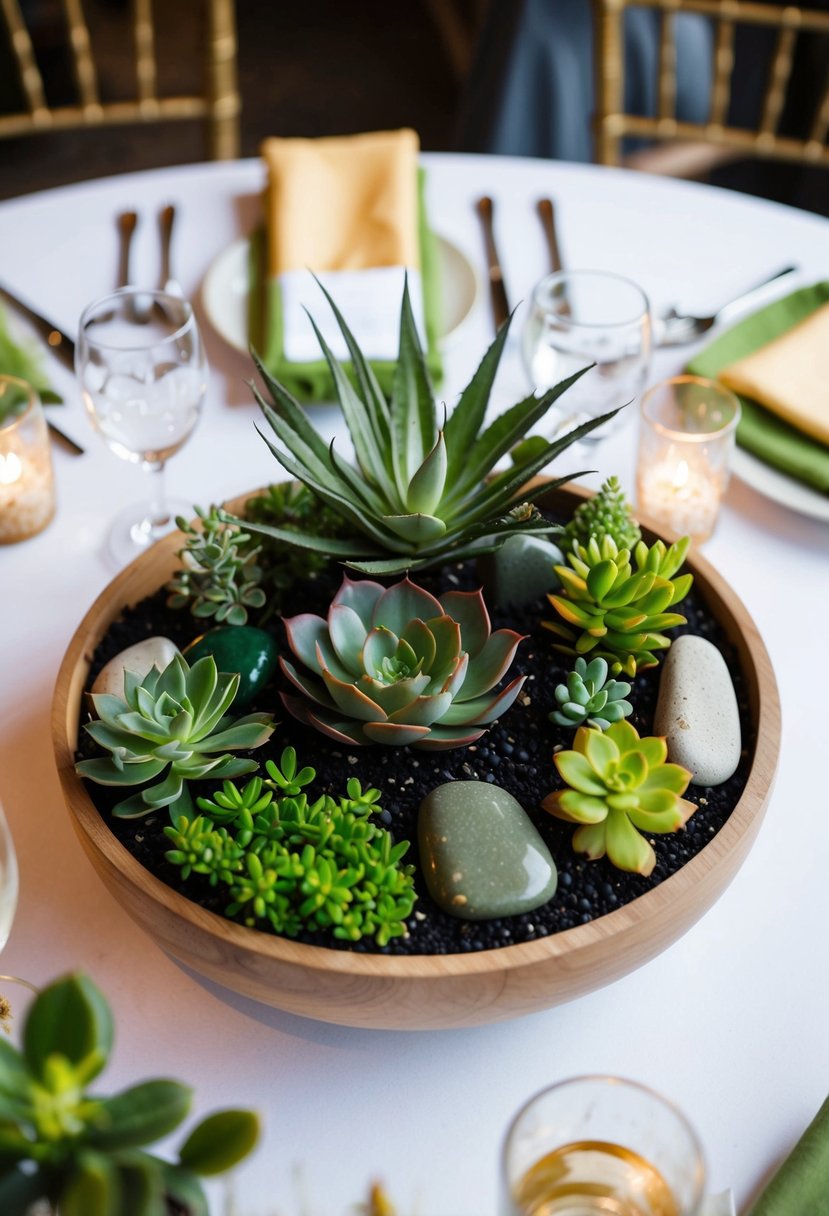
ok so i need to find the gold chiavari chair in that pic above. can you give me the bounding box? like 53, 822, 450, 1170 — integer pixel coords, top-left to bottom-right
592, 0, 829, 177
0, 0, 240, 160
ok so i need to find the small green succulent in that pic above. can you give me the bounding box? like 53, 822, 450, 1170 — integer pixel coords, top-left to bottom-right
242, 480, 349, 596
165, 749, 417, 947
166, 504, 267, 627
76, 653, 274, 820
0, 973, 258, 1216
564, 475, 641, 552
545, 534, 693, 676
542, 720, 695, 875
281, 574, 526, 749
550, 657, 633, 731
232, 279, 611, 576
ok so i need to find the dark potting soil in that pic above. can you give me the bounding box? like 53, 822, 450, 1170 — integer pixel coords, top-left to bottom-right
76, 554, 754, 957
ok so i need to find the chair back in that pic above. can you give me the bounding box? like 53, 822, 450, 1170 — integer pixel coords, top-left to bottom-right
592, 0, 829, 174
0, 0, 240, 159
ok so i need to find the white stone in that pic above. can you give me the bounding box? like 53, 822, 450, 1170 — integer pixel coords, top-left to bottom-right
654, 634, 741, 787
91, 636, 180, 699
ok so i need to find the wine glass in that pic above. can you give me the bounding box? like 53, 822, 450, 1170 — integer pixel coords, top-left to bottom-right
76, 288, 207, 567
522, 270, 652, 443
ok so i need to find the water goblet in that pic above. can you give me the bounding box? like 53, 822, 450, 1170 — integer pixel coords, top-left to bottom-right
521, 271, 652, 442
76, 288, 207, 567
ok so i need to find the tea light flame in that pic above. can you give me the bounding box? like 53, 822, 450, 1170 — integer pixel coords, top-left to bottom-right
671, 460, 689, 492
0, 452, 22, 486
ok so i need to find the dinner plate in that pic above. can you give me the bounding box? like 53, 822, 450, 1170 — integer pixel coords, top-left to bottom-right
201, 234, 480, 356
732, 446, 829, 523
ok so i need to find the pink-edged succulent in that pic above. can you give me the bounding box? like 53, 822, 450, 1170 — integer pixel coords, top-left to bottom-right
280, 575, 526, 749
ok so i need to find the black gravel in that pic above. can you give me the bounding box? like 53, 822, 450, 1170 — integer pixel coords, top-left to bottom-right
76, 554, 753, 957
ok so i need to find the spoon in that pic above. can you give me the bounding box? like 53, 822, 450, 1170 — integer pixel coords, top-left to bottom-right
657, 265, 797, 346
116, 210, 138, 291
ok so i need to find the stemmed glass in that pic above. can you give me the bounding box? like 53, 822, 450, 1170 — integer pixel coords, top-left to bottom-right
521, 270, 652, 442
76, 288, 207, 567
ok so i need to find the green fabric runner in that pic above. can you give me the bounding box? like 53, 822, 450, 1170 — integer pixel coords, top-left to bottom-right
748, 1094, 829, 1215
248, 168, 443, 402
687, 281, 829, 494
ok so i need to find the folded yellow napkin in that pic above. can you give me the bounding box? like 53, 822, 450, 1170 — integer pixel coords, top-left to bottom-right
253, 129, 442, 402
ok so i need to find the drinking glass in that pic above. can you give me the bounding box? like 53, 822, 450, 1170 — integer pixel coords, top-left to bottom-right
0, 800, 18, 953
522, 271, 652, 441
76, 288, 207, 567
501, 1076, 705, 1216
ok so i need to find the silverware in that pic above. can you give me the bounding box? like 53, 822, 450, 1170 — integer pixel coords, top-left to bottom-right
537, 198, 565, 273
46, 419, 85, 455
476, 196, 510, 329
0, 281, 75, 370
116, 210, 139, 289
657, 265, 798, 346
158, 203, 183, 297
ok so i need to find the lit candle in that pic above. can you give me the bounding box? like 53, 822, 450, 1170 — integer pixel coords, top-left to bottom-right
637, 452, 722, 543
0, 378, 56, 544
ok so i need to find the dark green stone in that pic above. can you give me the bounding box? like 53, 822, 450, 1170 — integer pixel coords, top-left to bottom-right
418, 780, 557, 921
183, 626, 279, 709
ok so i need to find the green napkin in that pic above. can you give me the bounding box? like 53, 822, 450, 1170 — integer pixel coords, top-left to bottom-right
248, 169, 443, 402
688, 282, 829, 494
0, 302, 62, 413
748, 1094, 829, 1215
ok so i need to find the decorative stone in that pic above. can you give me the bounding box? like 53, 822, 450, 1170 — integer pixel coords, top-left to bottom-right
418, 780, 557, 920
478, 534, 563, 609
91, 636, 180, 699
654, 634, 741, 787
183, 625, 279, 709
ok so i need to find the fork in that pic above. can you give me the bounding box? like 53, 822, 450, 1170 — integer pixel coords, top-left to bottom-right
657, 265, 797, 346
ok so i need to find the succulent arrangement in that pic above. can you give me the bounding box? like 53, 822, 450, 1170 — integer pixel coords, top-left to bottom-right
167, 505, 267, 627
550, 657, 633, 731
0, 972, 258, 1216
563, 474, 641, 552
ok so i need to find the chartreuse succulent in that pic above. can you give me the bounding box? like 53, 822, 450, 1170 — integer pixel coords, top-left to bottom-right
280, 575, 526, 749
545, 534, 693, 676
164, 748, 416, 946
542, 720, 695, 876
564, 475, 641, 552
550, 657, 632, 731
234, 279, 612, 576
76, 653, 274, 820
0, 972, 258, 1216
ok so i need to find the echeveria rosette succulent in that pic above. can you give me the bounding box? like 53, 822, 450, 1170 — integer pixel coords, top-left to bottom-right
231, 278, 614, 576
542, 721, 695, 876
281, 575, 526, 749
76, 653, 274, 820
550, 656, 633, 731
545, 534, 693, 677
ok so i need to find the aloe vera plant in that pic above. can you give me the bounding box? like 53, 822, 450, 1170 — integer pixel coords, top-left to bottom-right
234, 280, 612, 575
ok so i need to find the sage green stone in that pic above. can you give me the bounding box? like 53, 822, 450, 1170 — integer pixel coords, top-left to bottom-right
478, 534, 563, 610
183, 625, 279, 709
418, 780, 557, 921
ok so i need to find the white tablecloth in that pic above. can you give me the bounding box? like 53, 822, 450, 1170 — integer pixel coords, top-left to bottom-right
1, 153, 828, 1215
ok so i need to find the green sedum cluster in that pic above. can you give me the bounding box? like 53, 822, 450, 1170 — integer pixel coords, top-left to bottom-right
164, 748, 416, 947
545, 534, 692, 676
0, 973, 258, 1216
167, 504, 267, 627
542, 720, 695, 876
563, 475, 641, 552
550, 656, 632, 731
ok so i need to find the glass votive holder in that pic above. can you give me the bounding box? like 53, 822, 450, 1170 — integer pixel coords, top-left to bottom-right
636, 375, 740, 544
500, 1075, 706, 1216
0, 375, 56, 544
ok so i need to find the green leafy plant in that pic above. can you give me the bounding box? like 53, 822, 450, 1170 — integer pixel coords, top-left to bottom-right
166, 505, 267, 627
76, 653, 274, 820
564, 475, 641, 552
541, 720, 695, 875
550, 657, 633, 731
164, 748, 416, 947
545, 534, 693, 676
281, 574, 526, 749
243, 480, 350, 596
0, 972, 258, 1216
0, 303, 61, 414
232, 279, 612, 575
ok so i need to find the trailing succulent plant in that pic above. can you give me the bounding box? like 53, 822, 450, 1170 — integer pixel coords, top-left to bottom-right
0, 972, 258, 1216
545, 534, 693, 677
563, 475, 641, 553
542, 720, 695, 876
280, 574, 526, 749
167, 504, 267, 627
164, 748, 417, 947
76, 653, 274, 820
550, 657, 633, 731
231, 279, 613, 576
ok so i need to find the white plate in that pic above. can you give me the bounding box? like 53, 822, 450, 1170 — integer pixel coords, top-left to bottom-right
201, 234, 480, 357
732, 445, 829, 522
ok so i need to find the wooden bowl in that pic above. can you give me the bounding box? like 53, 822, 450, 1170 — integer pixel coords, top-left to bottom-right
52, 486, 780, 1030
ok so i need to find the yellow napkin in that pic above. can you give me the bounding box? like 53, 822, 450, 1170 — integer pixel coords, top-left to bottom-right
261, 128, 420, 275
718, 302, 829, 446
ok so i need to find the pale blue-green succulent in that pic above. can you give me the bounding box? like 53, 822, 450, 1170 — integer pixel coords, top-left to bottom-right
550, 656, 633, 731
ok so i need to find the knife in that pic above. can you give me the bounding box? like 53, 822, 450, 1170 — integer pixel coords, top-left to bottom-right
475, 196, 510, 329
537, 198, 565, 273
0, 281, 76, 371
